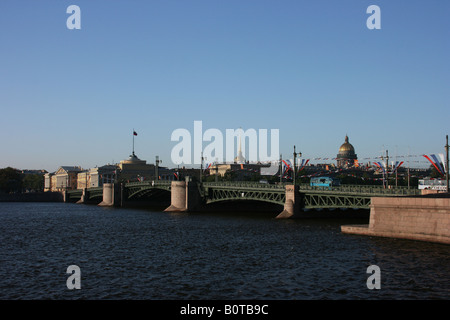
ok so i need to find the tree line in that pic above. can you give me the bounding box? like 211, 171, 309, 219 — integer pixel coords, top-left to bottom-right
0, 167, 44, 193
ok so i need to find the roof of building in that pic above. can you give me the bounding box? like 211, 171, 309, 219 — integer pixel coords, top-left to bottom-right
120, 152, 147, 165
60, 166, 83, 172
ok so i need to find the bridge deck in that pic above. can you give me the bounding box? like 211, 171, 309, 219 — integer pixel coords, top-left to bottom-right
66, 181, 421, 209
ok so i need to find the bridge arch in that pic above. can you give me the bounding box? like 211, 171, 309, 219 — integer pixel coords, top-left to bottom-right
127, 186, 171, 200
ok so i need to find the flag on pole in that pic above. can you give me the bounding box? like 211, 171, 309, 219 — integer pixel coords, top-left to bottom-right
391, 161, 404, 173
423, 154, 444, 175
282, 160, 292, 173
438, 154, 446, 172
133, 131, 138, 136
430, 154, 445, 174
299, 159, 309, 171
373, 162, 385, 173
282, 160, 292, 178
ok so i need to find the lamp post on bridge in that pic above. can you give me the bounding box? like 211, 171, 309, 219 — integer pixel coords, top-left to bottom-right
214, 157, 219, 182
155, 156, 162, 180
381, 150, 389, 189
279, 154, 283, 183
200, 152, 206, 183
293, 145, 302, 188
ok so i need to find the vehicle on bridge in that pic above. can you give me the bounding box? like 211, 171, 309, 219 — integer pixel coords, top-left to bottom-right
418, 178, 447, 191
310, 177, 340, 188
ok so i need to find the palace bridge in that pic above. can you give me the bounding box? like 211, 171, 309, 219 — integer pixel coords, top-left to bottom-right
65, 179, 421, 218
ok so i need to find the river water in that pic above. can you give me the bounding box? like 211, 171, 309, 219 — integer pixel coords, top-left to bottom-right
0, 202, 448, 300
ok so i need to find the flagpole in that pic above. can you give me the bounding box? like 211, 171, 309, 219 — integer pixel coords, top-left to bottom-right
395, 146, 398, 187
385, 150, 389, 189
446, 135, 449, 193
408, 146, 410, 189
293, 146, 296, 187
132, 128, 135, 155
279, 154, 282, 183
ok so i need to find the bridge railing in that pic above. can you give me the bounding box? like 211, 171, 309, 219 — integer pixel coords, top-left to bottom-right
299, 184, 421, 196
125, 181, 172, 187
203, 182, 287, 190
203, 182, 420, 195
120, 180, 421, 196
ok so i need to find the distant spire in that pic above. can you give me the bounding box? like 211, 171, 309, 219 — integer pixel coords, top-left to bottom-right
238, 133, 242, 154
234, 128, 245, 164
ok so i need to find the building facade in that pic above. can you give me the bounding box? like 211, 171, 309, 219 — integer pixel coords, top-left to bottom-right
45, 166, 83, 191
118, 152, 155, 182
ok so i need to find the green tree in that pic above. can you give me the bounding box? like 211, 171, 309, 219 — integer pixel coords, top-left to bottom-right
0, 167, 22, 193
22, 174, 44, 192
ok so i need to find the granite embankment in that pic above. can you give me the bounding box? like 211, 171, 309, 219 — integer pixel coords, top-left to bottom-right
342, 193, 450, 245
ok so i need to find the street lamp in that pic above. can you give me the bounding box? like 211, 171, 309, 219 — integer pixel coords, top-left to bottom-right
200, 152, 206, 183
215, 157, 219, 182
155, 156, 162, 180
279, 154, 283, 183
446, 135, 449, 193
380, 150, 389, 189
293, 145, 302, 187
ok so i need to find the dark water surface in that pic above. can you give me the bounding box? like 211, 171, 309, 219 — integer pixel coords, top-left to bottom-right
0, 202, 448, 300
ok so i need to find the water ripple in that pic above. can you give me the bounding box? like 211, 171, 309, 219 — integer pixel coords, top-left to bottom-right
0, 202, 448, 300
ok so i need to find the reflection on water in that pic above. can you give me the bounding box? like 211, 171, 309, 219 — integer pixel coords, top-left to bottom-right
0, 202, 448, 299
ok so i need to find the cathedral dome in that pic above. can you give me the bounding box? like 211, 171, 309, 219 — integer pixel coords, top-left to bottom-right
339, 135, 355, 154
336, 135, 357, 168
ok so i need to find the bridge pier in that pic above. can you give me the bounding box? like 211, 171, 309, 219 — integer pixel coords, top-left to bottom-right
164, 181, 186, 212
276, 185, 303, 218
164, 177, 202, 212
63, 190, 69, 203
98, 183, 122, 207
76, 188, 87, 204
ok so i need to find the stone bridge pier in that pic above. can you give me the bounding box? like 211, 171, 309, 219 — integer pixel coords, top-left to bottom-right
76, 188, 88, 204
164, 178, 203, 212
98, 183, 122, 207
276, 185, 303, 218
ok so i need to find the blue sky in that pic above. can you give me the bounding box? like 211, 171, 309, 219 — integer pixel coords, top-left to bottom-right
0, 0, 449, 172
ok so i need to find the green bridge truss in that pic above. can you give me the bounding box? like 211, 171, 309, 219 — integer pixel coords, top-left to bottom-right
65, 187, 103, 202
203, 183, 286, 206
201, 182, 421, 209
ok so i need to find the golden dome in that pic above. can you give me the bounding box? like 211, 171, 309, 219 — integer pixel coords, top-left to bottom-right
339, 135, 355, 154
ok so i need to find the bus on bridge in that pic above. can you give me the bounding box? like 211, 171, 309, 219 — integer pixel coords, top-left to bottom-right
310, 177, 341, 188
